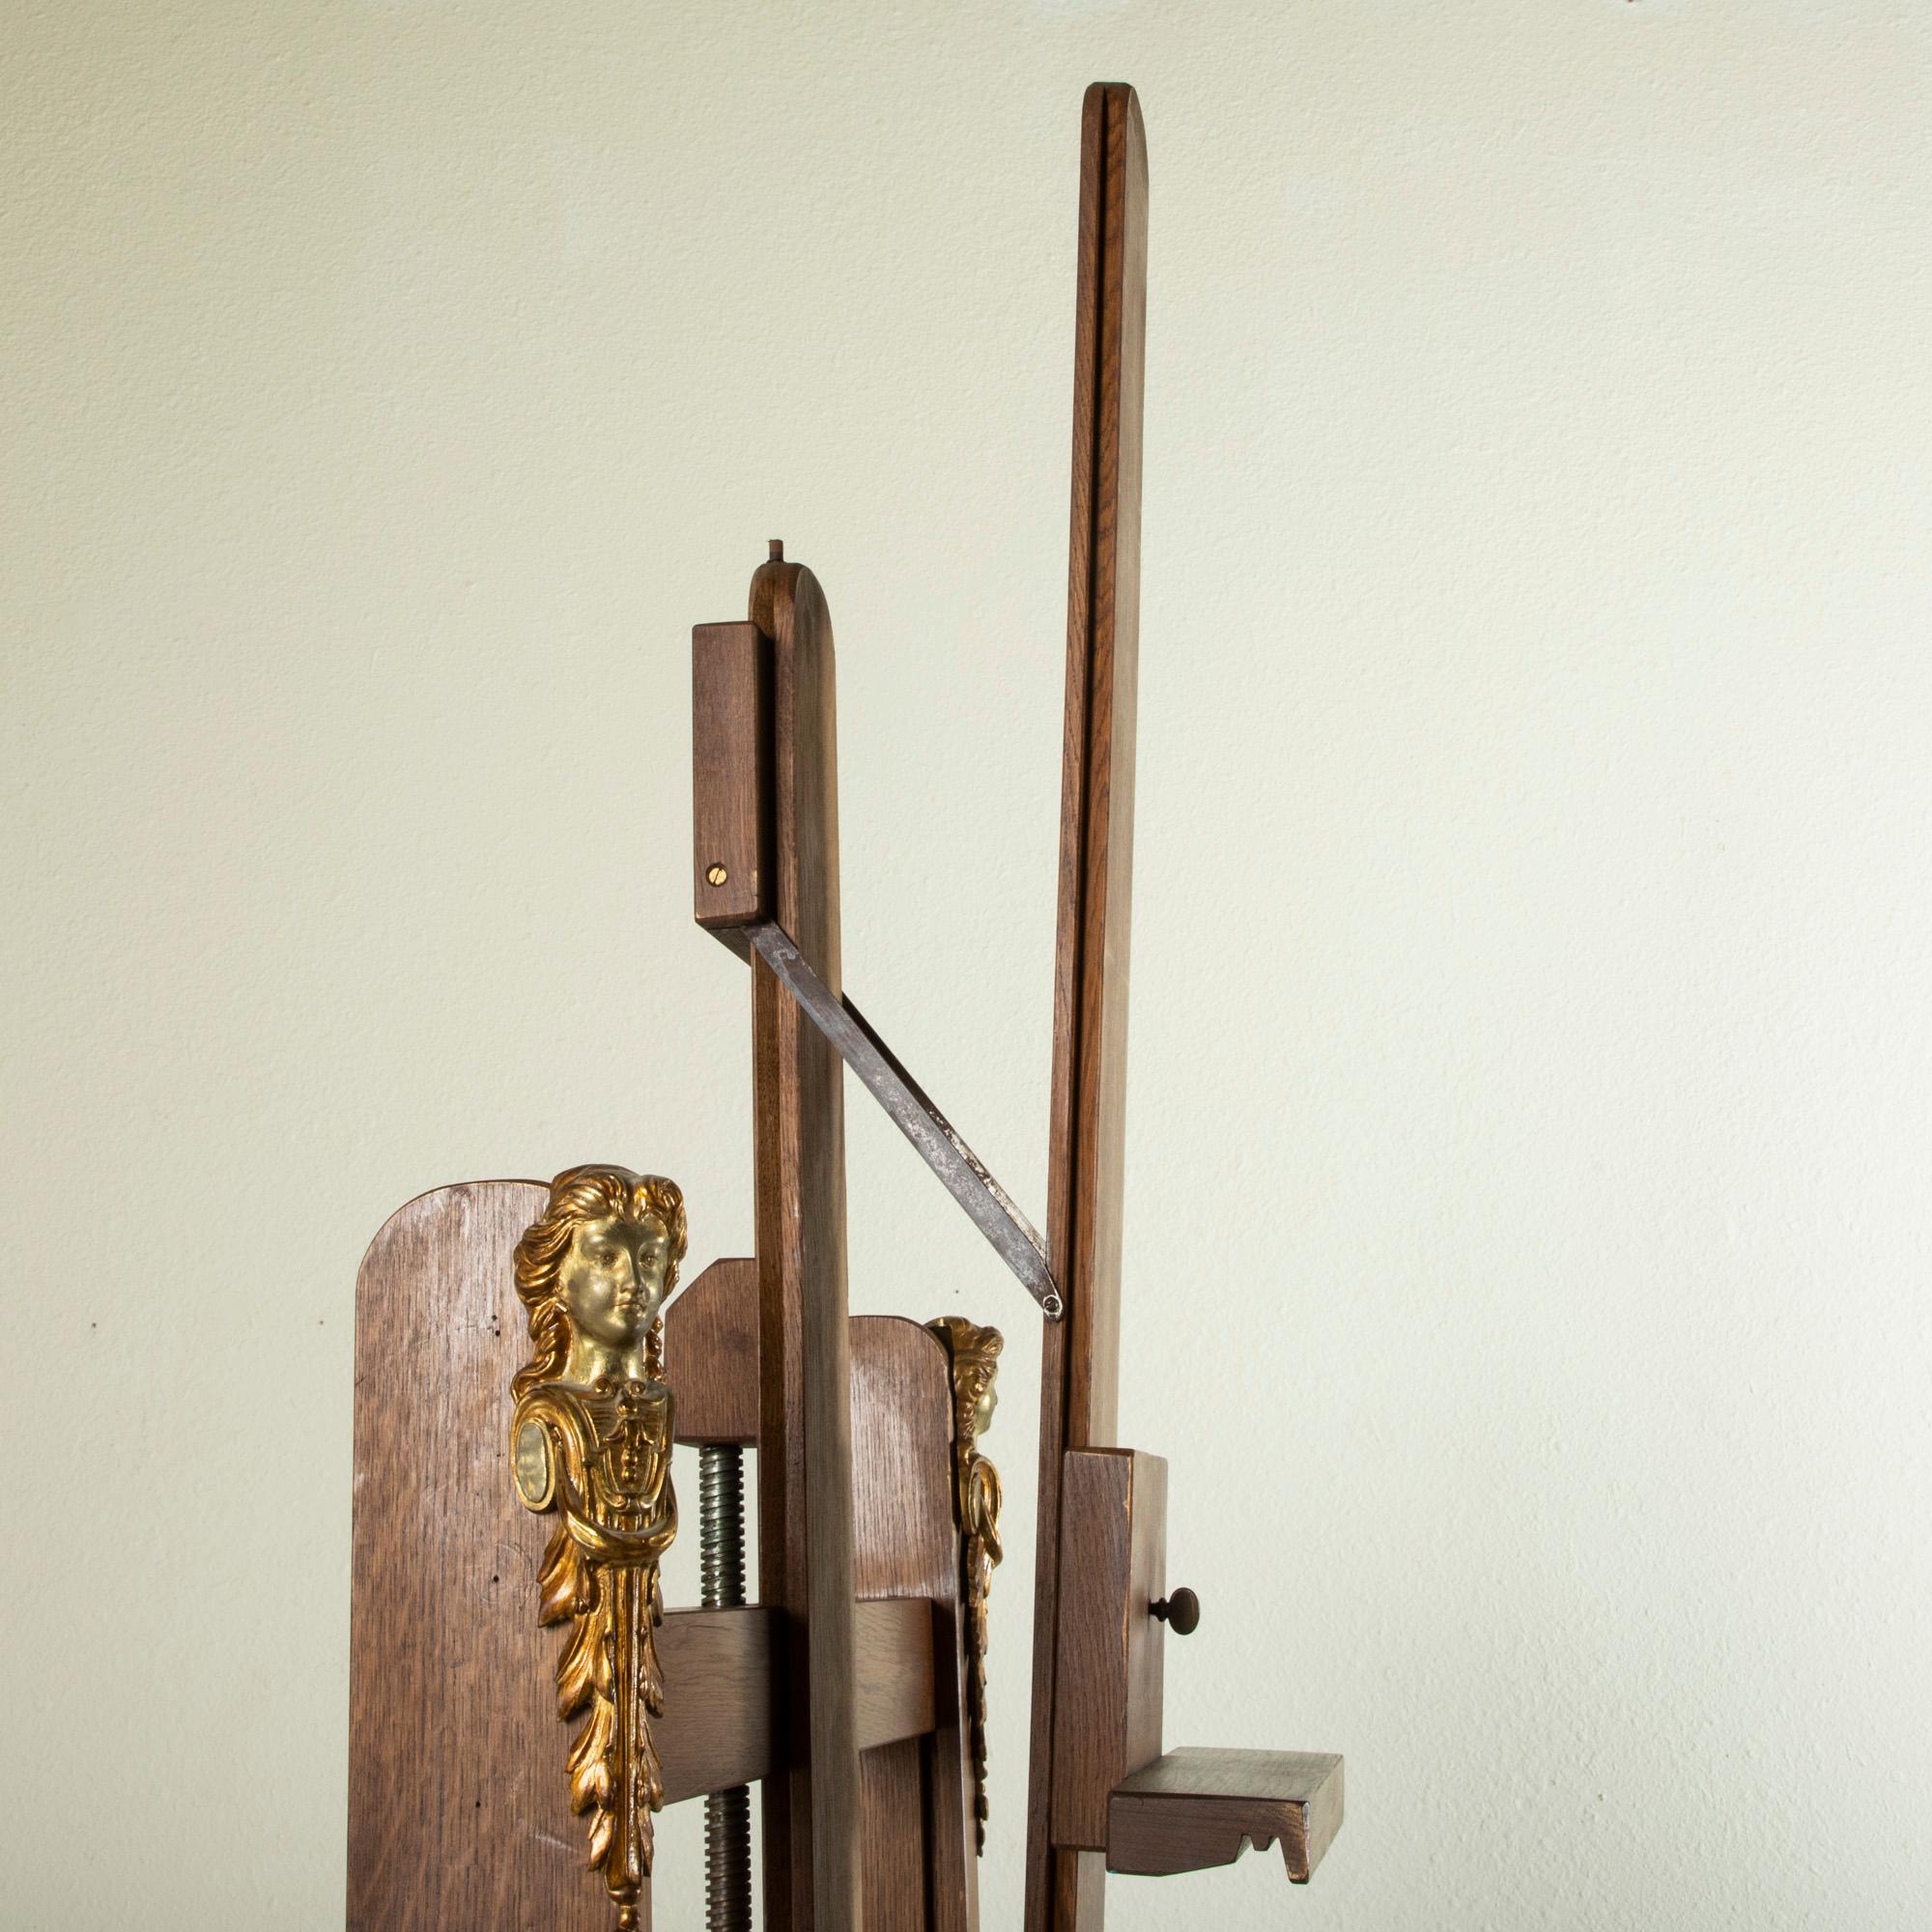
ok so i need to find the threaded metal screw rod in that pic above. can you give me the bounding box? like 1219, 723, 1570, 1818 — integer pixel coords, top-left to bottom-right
699, 1443, 753, 1932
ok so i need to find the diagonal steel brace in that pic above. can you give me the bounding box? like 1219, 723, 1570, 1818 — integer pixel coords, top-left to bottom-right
745, 921, 1062, 1320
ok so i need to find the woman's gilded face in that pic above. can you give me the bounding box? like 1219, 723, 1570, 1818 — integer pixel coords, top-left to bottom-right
973, 1377, 999, 1437
559, 1211, 672, 1350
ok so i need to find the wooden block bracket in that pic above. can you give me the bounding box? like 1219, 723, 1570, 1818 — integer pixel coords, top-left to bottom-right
658, 1598, 939, 1803
692, 618, 772, 957
1107, 1747, 1345, 1884
1051, 1448, 1167, 1850
1049, 1444, 1348, 1886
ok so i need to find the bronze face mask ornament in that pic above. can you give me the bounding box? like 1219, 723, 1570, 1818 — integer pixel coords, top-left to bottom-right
510, 1165, 687, 1932
926, 1317, 1005, 1855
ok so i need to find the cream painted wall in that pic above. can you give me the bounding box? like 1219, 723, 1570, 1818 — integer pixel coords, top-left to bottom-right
6, 3, 1930, 1927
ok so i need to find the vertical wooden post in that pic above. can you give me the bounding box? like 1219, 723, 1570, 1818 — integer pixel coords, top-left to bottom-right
750, 552, 864, 1932
1024, 81, 1149, 1932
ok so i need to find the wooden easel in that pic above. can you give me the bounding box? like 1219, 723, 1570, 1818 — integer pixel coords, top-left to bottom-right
348, 81, 1342, 1932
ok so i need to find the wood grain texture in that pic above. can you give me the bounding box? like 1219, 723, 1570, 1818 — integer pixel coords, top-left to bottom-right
692, 620, 772, 951
660, 1599, 934, 1801
656, 1608, 773, 1802
1025, 79, 1149, 1932
853, 1597, 939, 1750
748, 553, 863, 1932
1105, 1749, 1345, 1884
851, 1319, 980, 1932
1050, 1451, 1165, 1851
348, 1179, 626, 1932
665, 1256, 758, 1445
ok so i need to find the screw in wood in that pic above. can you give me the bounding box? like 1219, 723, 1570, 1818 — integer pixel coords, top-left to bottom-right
706, 864, 728, 887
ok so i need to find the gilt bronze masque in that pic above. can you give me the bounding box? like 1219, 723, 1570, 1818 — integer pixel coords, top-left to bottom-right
510, 1165, 687, 1932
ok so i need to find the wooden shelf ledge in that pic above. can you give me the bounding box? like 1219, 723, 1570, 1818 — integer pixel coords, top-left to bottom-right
1105, 1747, 1345, 1883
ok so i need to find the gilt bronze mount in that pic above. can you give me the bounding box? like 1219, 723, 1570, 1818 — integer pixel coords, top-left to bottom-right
509, 1166, 686, 1932
927, 1317, 1005, 1855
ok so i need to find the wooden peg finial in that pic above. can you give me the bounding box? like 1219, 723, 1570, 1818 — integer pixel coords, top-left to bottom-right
769, 538, 784, 561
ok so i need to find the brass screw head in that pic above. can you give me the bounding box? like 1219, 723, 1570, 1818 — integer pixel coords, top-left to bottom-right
706, 864, 728, 888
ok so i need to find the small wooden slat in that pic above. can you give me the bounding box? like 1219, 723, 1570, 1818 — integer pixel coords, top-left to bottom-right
1105, 1749, 1345, 1884
658, 1600, 936, 1804
666, 1256, 759, 1445
657, 1606, 774, 1800
692, 619, 771, 951
747, 552, 862, 1932
1025, 79, 1150, 1932
1049, 1450, 1166, 1851
852, 1597, 940, 1754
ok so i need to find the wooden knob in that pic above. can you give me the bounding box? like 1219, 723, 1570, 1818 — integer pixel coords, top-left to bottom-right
1151, 1587, 1200, 1636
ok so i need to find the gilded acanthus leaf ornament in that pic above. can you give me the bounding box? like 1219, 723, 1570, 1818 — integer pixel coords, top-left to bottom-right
926, 1316, 1005, 1854
510, 1166, 686, 1932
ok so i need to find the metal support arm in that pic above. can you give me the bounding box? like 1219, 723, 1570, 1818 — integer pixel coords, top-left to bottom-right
746, 921, 1062, 1319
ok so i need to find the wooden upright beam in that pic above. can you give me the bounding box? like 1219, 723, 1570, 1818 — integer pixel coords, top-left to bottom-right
748, 553, 863, 1932
1024, 80, 1149, 1932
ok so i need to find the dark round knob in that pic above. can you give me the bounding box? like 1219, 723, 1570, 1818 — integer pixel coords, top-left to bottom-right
1151, 1586, 1201, 1636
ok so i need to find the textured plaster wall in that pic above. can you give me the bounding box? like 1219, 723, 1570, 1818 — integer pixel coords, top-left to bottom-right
6, 3, 1930, 1928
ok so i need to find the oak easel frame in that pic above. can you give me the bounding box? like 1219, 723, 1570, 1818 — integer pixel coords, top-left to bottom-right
348, 79, 1343, 1932
687, 79, 1343, 1932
